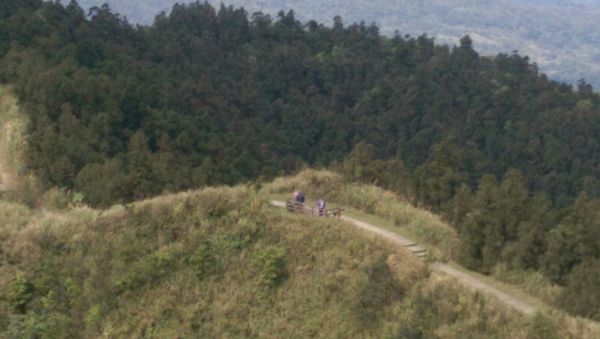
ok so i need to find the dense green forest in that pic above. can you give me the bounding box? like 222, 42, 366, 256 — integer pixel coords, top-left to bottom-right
77, 0, 600, 87
1, 0, 600, 320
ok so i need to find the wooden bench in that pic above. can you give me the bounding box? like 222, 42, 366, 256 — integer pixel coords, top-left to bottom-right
286, 198, 307, 214
325, 207, 344, 218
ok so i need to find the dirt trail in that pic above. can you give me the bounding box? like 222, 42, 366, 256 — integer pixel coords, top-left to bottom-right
271, 200, 536, 315
430, 263, 535, 315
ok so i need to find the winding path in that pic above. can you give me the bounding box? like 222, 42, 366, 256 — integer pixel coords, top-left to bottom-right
271, 200, 536, 315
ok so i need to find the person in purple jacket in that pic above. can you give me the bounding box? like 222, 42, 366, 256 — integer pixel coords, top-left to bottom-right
317, 198, 326, 216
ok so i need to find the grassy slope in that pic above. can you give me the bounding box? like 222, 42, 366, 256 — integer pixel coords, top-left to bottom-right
0, 174, 596, 337
266, 170, 459, 261
0, 186, 544, 338
264, 169, 600, 335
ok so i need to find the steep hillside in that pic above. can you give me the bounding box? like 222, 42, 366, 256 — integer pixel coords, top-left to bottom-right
77, 0, 600, 87
1, 183, 597, 337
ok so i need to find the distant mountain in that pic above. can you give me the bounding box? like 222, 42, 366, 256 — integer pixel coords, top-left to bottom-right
77, 0, 600, 88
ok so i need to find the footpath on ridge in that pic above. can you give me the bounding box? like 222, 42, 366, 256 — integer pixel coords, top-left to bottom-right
271, 200, 536, 316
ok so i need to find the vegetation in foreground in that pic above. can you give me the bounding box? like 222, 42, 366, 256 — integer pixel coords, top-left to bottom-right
1, 183, 597, 338
265, 169, 600, 323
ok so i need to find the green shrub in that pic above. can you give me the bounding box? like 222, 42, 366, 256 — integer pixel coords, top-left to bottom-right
527, 312, 559, 339
354, 256, 402, 325
253, 245, 286, 287
42, 188, 72, 210
113, 248, 177, 293
3, 312, 42, 339
4, 271, 33, 313
190, 242, 216, 280
85, 304, 103, 333
491, 264, 561, 304
556, 259, 600, 321
41, 188, 85, 210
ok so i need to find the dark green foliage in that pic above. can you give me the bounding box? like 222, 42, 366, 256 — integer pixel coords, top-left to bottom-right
353, 256, 402, 325
527, 312, 559, 339
4, 271, 33, 313
339, 142, 409, 194
556, 259, 600, 321
113, 247, 177, 293
458, 171, 551, 272
190, 241, 216, 280
253, 245, 286, 287
450, 183, 472, 227
412, 141, 468, 214
542, 195, 600, 284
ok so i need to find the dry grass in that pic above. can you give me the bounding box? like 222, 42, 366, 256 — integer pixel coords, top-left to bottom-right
1, 168, 598, 337
262, 170, 600, 337
5, 183, 594, 337
0, 86, 28, 185
0, 86, 48, 207
490, 263, 562, 305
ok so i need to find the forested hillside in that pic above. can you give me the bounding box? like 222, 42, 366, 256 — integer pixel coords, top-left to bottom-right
1, 0, 600, 321
77, 0, 600, 87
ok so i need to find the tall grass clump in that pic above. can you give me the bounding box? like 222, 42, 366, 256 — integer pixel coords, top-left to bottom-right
0, 86, 27, 179
0, 86, 46, 207
266, 168, 343, 198
491, 264, 562, 305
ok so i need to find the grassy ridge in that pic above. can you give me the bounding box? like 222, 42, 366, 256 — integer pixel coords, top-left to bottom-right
4, 183, 593, 337
265, 169, 459, 260
264, 170, 600, 332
